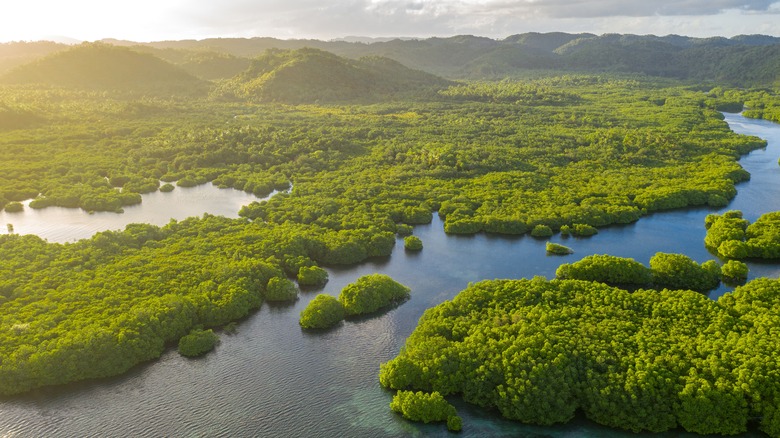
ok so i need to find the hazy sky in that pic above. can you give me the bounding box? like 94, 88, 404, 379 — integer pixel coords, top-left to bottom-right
2, 0, 779, 43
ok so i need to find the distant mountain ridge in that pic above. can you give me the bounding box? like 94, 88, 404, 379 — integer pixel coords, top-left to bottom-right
1, 32, 779, 87
104, 32, 780, 86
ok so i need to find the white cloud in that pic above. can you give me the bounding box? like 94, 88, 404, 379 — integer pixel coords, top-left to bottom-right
0, 0, 778, 42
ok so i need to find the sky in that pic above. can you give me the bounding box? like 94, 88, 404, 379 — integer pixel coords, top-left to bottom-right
1, 0, 779, 43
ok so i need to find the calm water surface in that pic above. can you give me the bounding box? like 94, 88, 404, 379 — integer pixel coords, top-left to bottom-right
0, 184, 268, 243
0, 113, 778, 437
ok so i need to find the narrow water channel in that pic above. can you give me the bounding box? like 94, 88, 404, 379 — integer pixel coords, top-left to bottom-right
0, 112, 777, 437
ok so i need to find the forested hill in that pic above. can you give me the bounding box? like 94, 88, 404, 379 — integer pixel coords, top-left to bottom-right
0, 42, 207, 95
103, 32, 780, 86
2, 33, 779, 86
212, 48, 453, 103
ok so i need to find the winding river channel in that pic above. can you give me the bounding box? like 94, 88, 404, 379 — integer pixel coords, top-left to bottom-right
0, 112, 778, 437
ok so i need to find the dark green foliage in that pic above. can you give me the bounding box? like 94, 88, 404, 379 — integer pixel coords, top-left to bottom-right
446, 415, 463, 432
545, 242, 572, 255
297, 265, 329, 287
721, 260, 749, 284
556, 254, 652, 286
299, 294, 345, 329
395, 224, 414, 236
390, 390, 459, 429
338, 274, 410, 316
571, 223, 598, 237
159, 183, 175, 192
649, 253, 721, 292
265, 277, 298, 302
404, 236, 423, 251
4, 201, 22, 212
381, 277, 780, 435
530, 225, 553, 238
178, 329, 219, 357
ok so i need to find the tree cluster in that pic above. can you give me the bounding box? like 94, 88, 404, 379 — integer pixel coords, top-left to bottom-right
706, 210, 780, 259
380, 277, 780, 436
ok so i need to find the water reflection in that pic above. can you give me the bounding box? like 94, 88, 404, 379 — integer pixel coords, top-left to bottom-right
0, 184, 267, 243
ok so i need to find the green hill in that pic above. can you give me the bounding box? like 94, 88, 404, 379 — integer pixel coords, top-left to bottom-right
0, 41, 67, 75
0, 43, 207, 95
5, 33, 780, 87
214, 48, 452, 103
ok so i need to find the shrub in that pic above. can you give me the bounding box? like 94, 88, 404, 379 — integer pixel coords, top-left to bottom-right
447, 415, 463, 432
546, 242, 573, 255
721, 260, 748, 284
572, 223, 598, 237
4, 202, 23, 213
402, 206, 432, 224
530, 224, 553, 238
390, 390, 458, 425
396, 224, 414, 236
265, 277, 298, 302
339, 274, 410, 316
297, 266, 329, 287
159, 183, 175, 192
299, 294, 345, 329
178, 329, 219, 357
404, 236, 423, 251
650, 253, 720, 292
556, 254, 651, 286
444, 217, 482, 234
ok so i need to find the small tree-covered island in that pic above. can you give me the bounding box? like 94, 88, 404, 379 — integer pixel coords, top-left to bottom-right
1, 32, 780, 436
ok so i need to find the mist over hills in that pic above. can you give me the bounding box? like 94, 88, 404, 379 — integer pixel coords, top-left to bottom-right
1, 32, 779, 90
0, 43, 207, 95
103, 32, 780, 85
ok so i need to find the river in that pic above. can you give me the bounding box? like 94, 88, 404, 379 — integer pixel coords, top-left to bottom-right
0, 112, 777, 437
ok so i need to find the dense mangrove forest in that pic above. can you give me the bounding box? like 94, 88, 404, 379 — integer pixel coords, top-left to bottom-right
1, 39, 780, 436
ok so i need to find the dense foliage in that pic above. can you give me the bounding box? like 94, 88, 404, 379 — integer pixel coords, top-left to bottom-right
530, 225, 553, 238
706, 210, 780, 259
545, 242, 572, 255
178, 328, 219, 357
264, 277, 299, 302
380, 277, 780, 436
212, 48, 451, 103
299, 294, 345, 329
649, 253, 721, 292
338, 274, 410, 316
0, 48, 775, 397
721, 260, 749, 284
297, 265, 329, 287
404, 236, 423, 251
0, 214, 406, 395
390, 390, 461, 431
556, 253, 723, 292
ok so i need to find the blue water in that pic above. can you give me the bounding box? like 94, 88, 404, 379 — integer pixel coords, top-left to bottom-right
0, 113, 777, 437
